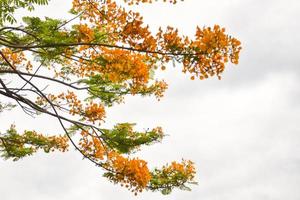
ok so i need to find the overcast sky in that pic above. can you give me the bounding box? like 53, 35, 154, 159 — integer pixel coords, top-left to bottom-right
1, 0, 300, 199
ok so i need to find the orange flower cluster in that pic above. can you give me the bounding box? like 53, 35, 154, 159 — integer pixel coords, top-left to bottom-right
84, 102, 106, 124
63, 91, 83, 115
0, 48, 31, 70
100, 48, 150, 85
119, 12, 157, 52
156, 25, 242, 80
1, 48, 24, 65
164, 160, 195, 179
78, 130, 152, 194
71, 48, 154, 86
106, 151, 151, 194
71, 0, 241, 84
157, 26, 187, 56
183, 25, 242, 80
39, 133, 69, 153
72, 0, 158, 52
59, 92, 106, 124
79, 130, 106, 160
93, 136, 105, 160
36, 92, 105, 124
76, 24, 95, 43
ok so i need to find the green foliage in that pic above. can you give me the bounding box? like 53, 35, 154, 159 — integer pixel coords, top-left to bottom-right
21, 17, 77, 63
0, 0, 49, 25
0, 125, 68, 161
101, 123, 164, 154
0, 126, 35, 160
81, 75, 128, 106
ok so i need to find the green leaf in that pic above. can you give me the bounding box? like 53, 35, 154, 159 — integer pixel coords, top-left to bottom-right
161, 188, 172, 195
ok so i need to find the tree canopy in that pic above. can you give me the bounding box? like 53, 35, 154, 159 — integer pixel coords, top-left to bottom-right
0, 0, 241, 195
